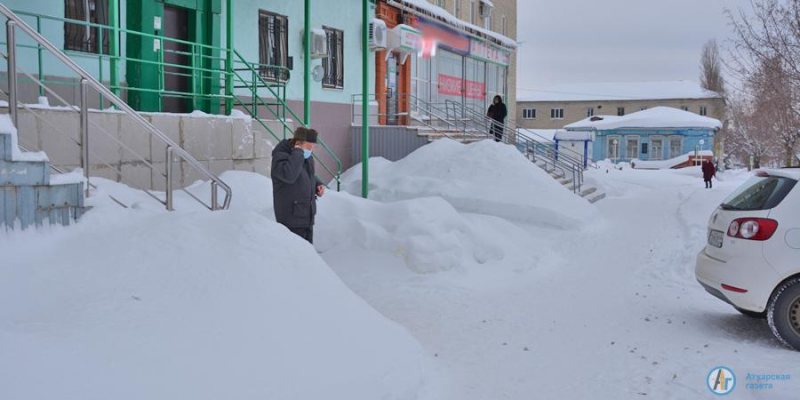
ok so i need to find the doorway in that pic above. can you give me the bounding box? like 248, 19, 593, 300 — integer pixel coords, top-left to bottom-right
386, 53, 399, 125
162, 5, 191, 113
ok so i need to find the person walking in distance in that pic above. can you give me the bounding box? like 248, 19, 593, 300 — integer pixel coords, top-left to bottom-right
487, 95, 507, 142
271, 127, 326, 243
702, 159, 717, 189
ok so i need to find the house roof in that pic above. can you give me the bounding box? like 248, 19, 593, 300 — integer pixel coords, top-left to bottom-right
517, 81, 723, 103
564, 107, 722, 131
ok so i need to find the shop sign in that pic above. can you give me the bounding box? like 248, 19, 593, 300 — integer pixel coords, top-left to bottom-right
413, 16, 471, 55
439, 74, 463, 96
469, 38, 510, 66
465, 80, 485, 100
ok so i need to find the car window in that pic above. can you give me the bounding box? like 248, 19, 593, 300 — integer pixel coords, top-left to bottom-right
721, 176, 797, 211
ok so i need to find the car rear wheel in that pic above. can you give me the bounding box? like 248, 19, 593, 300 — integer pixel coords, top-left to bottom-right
767, 278, 800, 351
735, 307, 766, 319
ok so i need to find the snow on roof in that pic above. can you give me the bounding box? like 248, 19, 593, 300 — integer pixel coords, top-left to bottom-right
565, 107, 722, 131
554, 130, 592, 141
391, 0, 517, 49
517, 81, 723, 102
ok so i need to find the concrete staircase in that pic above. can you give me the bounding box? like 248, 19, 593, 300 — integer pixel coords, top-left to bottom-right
531, 158, 607, 204
1, 122, 85, 230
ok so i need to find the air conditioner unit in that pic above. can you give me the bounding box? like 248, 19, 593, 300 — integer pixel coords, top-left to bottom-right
479, 1, 493, 18
308, 28, 328, 59
369, 19, 388, 50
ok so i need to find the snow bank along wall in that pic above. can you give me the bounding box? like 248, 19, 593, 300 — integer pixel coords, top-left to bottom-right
1, 106, 277, 191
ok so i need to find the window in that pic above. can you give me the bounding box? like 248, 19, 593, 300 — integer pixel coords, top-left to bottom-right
617, 107, 625, 116
550, 108, 564, 120
626, 136, 640, 159
722, 176, 798, 211
470, 0, 476, 24
484, 14, 492, 30
699, 106, 708, 116
669, 136, 683, 158
259, 10, 290, 82
650, 136, 664, 160
64, 0, 110, 54
607, 136, 621, 160
455, 0, 461, 17
501, 15, 507, 36
437, 0, 446, 8
640, 106, 648, 111
523, 108, 536, 120
322, 26, 344, 89
680, 106, 689, 111
587, 107, 594, 117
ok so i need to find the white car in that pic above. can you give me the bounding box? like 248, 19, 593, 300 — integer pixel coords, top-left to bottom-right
696, 169, 800, 351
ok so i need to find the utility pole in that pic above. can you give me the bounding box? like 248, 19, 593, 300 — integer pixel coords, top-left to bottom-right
304, 0, 311, 126
361, 0, 370, 198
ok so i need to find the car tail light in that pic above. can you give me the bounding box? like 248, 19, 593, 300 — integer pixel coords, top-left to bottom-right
727, 218, 779, 241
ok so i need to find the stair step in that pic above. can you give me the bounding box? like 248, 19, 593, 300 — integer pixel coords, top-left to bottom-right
580, 187, 597, 197
0, 160, 50, 186
560, 178, 573, 185
588, 193, 607, 203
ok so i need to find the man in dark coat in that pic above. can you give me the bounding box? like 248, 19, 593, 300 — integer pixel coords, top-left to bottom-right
271, 127, 325, 243
487, 95, 508, 142
702, 159, 716, 189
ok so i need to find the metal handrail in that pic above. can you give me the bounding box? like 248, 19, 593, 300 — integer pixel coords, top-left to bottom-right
0, 4, 232, 210
231, 49, 342, 190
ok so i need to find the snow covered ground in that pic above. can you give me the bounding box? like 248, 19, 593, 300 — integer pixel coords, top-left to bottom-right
2, 139, 798, 399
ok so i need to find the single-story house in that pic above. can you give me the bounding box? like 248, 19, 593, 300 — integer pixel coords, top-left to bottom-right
562, 107, 722, 165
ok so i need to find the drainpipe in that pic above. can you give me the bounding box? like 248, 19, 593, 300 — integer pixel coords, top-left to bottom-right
109, 0, 120, 100
361, 0, 369, 198
225, 0, 233, 114
304, 0, 311, 126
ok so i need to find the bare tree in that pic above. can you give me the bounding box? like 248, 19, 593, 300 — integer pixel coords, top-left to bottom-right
727, 0, 800, 166
700, 40, 726, 95
727, 96, 778, 169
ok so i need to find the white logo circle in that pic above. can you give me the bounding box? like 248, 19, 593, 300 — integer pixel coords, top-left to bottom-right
707, 367, 736, 395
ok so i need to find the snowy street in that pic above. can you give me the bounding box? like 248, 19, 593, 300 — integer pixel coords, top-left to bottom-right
323, 163, 797, 399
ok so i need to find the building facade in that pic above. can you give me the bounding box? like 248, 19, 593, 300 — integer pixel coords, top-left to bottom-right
516, 81, 725, 130
373, 0, 517, 126
563, 107, 722, 164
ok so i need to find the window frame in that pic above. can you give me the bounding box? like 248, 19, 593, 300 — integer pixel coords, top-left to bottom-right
668, 135, 683, 158
617, 107, 625, 116
607, 135, 621, 160
322, 26, 344, 90
699, 106, 708, 116
650, 135, 664, 160
550, 108, 564, 120
625, 135, 640, 159
523, 108, 536, 120
258, 10, 290, 82
64, 0, 111, 55
587, 107, 594, 117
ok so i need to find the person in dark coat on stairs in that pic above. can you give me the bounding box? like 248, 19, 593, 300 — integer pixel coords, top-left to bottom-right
702, 159, 716, 189
271, 127, 326, 243
487, 95, 507, 142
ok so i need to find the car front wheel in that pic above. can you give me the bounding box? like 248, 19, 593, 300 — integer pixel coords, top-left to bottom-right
767, 278, 800, 351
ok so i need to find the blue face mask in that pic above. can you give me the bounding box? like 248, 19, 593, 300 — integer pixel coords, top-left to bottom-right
303, 149, 312, 159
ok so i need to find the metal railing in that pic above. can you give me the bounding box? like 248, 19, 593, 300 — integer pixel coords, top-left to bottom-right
1, 4, 232, 210
231, 50, 342, 190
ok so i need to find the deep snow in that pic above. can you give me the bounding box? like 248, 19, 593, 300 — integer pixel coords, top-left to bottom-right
2, 138, 799, 399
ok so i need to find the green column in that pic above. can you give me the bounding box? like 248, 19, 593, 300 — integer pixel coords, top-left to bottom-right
225, 0, 233, 114
304, 0, 311, 126
361, 0, 369, 198
109, 0, 120, 99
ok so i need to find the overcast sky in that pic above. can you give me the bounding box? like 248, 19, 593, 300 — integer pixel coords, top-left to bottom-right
515, 0, 755, 94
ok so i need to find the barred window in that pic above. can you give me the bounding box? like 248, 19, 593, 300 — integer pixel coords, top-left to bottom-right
64, 0, 110, 54
259, 10, 289, 82
322, 27, 344, 89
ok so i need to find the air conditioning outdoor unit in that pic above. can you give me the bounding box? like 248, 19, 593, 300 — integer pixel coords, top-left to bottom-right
369, 19, 388, 50
479, 1, 493, 18
308, 28, 328, 59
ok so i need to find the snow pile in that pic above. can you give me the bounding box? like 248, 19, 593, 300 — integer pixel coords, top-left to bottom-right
316, 193, 512, 273
565, 107, 722, 131
0, 172, 438, 400
0, 114, 48, 162
517, 80, 722, 102
340, 139, 597, 229
632, 150, 714, 170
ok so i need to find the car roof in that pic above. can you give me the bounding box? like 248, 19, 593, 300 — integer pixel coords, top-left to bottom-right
762, 169, 800, 180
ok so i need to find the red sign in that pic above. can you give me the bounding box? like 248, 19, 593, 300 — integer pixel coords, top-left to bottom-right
465, 80, 485, 100
438, 74, 463, 96
439, 74, 485, 100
